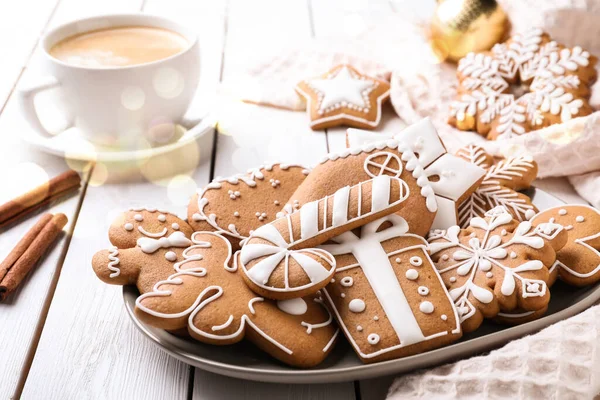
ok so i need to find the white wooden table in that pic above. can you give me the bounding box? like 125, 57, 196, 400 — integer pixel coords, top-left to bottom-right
0, 1, 590, 399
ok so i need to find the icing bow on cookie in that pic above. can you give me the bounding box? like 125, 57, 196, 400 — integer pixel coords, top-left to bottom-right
137, 231, 192, 254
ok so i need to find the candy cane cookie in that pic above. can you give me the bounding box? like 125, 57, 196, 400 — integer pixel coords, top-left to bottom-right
240, 175, 410, 299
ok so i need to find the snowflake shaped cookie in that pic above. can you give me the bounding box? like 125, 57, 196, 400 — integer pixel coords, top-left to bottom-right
428, 206, 567, 332
455, 144, 538, 228
295, 64, 390, 130
449, 28, 597, 140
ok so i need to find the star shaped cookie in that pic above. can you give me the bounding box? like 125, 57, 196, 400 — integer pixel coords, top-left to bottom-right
295, 64, 390, 130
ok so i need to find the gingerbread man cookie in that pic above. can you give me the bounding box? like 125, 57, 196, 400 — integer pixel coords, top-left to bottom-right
288, 118, 485, 235
92, 208, 194, 293
295, 64, 390, 130
428, 206, 567, 333
240, 175, 409, 299
319, 215, 461, 363
134, 233, 338, 368
188, 163, 309, 250
531, 205, 600, 286
456, 144, 538, 228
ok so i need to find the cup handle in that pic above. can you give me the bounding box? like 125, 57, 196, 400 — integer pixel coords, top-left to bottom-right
18, 76, 72, 137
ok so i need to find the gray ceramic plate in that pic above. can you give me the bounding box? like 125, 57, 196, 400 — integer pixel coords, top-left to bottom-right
123, 188, 600, 383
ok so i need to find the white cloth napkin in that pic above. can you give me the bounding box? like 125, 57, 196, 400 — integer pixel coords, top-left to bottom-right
387, 304, 600, 400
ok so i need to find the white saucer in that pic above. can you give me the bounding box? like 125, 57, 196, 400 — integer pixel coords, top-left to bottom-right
21, 114, 216, 163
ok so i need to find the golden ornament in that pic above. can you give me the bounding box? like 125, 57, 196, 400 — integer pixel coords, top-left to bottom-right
430, 0, 509, 62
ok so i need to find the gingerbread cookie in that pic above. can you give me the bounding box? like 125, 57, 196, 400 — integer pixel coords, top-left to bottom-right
319, 215, 461, 363
494, 307, 548, 326
531, 205, 600, 286
288, 118, 485, 235
295, 64, 390, 130
428, 206, 567, 333
134, 234, 338, 368
450, 28, 597, 140
456, 144, 538, 227
188, 164, 309, 249
92, 208, 194, 293
240, 175, 408, 299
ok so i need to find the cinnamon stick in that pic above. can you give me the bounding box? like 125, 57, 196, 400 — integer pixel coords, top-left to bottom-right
0, 213, 53, 282
0, 170, 79, 226
0, 213, 68, 301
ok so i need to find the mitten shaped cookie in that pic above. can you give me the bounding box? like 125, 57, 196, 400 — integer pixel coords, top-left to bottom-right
318, 214, 462, 363
531, 205, 600, 286
92, 208, 194, 293
240, 175, 408, 299
135, 232, 338, 368
188, 164, 309, 250
428, 206, 567, 333
288, 118, 485, 236
456, 145, 538, 228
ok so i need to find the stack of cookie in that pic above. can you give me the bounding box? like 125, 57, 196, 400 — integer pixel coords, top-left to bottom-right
449, 28, 597, 140
92, 119, 600, 368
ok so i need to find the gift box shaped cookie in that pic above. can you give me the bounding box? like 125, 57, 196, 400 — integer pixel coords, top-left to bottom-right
319, 215, 462, 363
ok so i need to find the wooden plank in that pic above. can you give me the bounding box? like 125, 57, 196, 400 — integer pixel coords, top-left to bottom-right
17, 0, 220, 399
193, 0, 353, 399
0, 0, 59, 111
193, 370, 355, 400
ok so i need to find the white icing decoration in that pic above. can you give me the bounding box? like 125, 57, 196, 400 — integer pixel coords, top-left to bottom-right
240, 224, 335, 293
420, 301, 434, 314
138, 225, 167, 238
367, 333, 380, 345
337, 119, 485, 222
158, 214, 166, 222
211, 315, 234, 331
405, 269, 418, 280
124, 223, 133, 231
300, 298, 333, 334
410, 256, 423, 267
340, 277, 353, 287
134, 214, 143, 221
277, 298, 307, 315
165, 251, 177, 262
357, 325, 363, 332
248, 297, 263, 315
171, 223, 180, 230
349, 299, 366, 313
364, 152, 403, 178
576, 216, 585, 222
320, 214, 461, 357
137, 231, 192, 254
452, 28, 593, 138
193, 163, 310, 240
107, 246, 120, 278
395, 257, 401, 263
418, 286, 429, 296
374, 316, 379, 321
430, 207, 551, 325
558, 209, 567, 215
486, 272, 493, 278
441, 314, 448, 321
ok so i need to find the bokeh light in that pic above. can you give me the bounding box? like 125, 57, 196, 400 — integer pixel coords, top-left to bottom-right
2, 163, 49, 204
153, 67, 184, 99
121, 86, 146, 110
138, 140, 200, 186
167, 174, 198, 206
87, 162, 109, 187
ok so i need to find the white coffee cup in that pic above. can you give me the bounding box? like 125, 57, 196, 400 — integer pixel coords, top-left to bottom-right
18, 14, 200, 149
